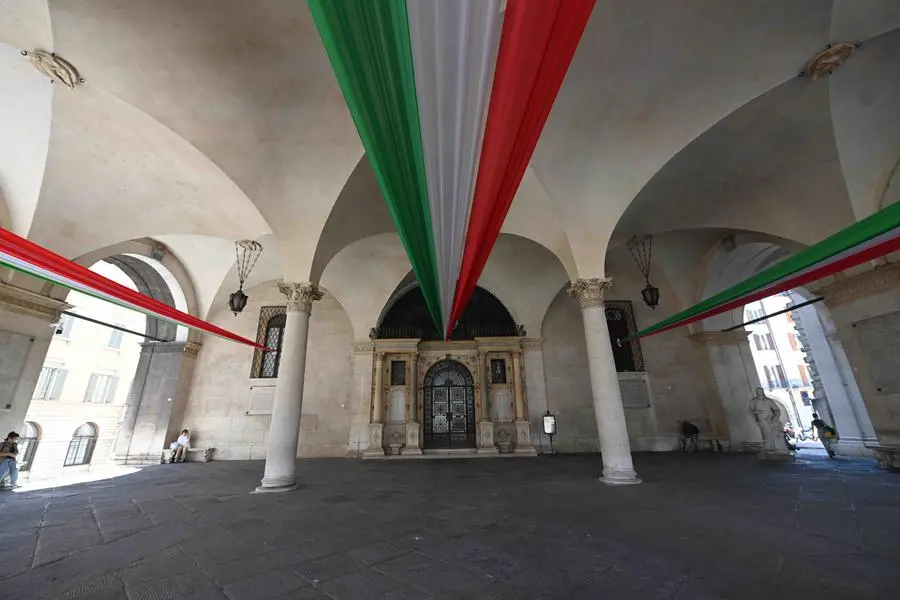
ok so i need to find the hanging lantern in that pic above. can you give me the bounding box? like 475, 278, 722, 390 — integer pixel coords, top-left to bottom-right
229, 240, 263, 316
626, 235, 660, 310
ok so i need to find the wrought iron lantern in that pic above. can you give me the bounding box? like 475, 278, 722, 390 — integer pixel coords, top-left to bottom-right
626, 234, 660, 310
542, 410, 557, 455
229, 240, 263, 316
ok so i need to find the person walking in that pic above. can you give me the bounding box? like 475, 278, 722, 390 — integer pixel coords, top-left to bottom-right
810, 413, 837, 458
680, 420, 700, 452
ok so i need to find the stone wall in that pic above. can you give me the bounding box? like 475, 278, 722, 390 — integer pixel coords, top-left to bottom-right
541, 250, 717, 453
183, 281, 353, 460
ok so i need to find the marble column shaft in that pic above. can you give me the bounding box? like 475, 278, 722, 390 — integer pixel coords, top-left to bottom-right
568, 278, 640, 485
256, 282, 322, 493
513, 352, 525, 420
372, 353, 385, 423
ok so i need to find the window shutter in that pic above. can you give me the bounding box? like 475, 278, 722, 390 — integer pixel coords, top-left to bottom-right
105, 377, 119, 403
51, 369, 68, 400
84, 374, 99, 403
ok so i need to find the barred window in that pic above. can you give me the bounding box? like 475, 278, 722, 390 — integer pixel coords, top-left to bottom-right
18, 422, 40, 472
605, 301, 645, 372
64, 423, 98, 467
390, 361, 406, 386
251, 306, 287, 378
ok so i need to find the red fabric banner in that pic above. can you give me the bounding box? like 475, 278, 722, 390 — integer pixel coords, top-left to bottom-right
0, 228, 264, 349
637, 233, 900, 340
448, 0, 594, 337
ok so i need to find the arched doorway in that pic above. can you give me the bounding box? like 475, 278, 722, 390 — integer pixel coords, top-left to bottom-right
423, 360, 476, 449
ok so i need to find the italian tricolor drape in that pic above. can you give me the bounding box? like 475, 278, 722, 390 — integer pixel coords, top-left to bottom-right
309, 0, 595, 337
628, 200, 900, 341
0, 228, 263, 349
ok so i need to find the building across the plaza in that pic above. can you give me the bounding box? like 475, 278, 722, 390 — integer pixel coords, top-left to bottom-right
1, 2, 898, 491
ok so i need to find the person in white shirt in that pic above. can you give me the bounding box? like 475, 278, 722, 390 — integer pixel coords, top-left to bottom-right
170, 429, 191, 463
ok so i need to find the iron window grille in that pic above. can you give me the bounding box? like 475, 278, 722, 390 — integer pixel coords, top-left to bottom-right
17, 422, 40, 472
390, 361, 407, 386
251, 306, 287, 378
605, 300, 645, 372
64, 423, 98, 467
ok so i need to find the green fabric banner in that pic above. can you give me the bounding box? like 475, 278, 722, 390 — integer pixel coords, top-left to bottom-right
308, 0, 442, 330
636, 200, 900, 338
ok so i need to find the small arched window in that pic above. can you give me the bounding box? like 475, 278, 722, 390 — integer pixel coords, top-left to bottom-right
252, 307, 287, 378
18, 421, 41, 472
64, 423, 98, 467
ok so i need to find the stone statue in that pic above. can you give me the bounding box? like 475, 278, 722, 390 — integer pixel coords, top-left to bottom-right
749, 387, 792, 460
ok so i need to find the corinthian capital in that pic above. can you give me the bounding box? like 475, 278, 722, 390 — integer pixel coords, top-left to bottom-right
567, 278, 613, 309
278, 282, 323, 313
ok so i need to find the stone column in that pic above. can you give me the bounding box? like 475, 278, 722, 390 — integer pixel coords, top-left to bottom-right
476, 351, 496, 452
364, 352, 386, 456
568, 278, 640, 485
406, 351, 422, 454
512, 351, 534, 453
690, 330, 763, 451
255, 282, 322, 493
522, 339, 550, 449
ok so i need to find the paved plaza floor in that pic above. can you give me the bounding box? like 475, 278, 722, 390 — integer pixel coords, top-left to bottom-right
1, 451, 898, 599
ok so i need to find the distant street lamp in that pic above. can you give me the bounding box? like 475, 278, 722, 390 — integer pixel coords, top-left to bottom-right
542, 410, 557, 455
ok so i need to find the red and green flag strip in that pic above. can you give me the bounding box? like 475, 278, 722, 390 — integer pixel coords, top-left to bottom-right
0, 228, 265, 349
309, 0, 594, 337
629, 201, 900, 341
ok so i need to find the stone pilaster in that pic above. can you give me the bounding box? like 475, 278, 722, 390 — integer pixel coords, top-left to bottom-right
364, 352, 386, 457
567, 278, 640, 485
256, 283, 321, 493
476, 351, 496, 453
690, 330, 762, 451
405, 351, 422, 454
512, 350, 534, 454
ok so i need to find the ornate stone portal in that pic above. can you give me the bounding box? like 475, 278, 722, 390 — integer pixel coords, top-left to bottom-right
364, 338, 534, 457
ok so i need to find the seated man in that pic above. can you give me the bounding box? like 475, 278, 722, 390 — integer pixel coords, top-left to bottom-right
169, 429, 191, 463
0, 431, 21, 489
680, 421, 700, 452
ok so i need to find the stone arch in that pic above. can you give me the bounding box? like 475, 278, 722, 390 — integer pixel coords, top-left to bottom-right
41, 238, 199, 342
374, 283, 518, 341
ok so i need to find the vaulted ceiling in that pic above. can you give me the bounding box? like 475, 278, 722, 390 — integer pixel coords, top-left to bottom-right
1, 0, 898, 318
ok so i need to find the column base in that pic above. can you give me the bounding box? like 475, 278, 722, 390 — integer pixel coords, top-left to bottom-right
253, 474, 297, 493
363, 423, 386, 457
404, 422, 423, 455
514, 421, 534, 453
478, 420, 496, 451
600, 467, 642, 486
870, 445, 900, 471
253, 482, 298, 494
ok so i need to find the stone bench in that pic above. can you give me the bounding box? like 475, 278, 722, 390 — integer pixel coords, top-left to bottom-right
160, 447, 215, 464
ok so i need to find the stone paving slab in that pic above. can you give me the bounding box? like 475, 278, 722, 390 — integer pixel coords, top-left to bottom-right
0, 451, 898, 599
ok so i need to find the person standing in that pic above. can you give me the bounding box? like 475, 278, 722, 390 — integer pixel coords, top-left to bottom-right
0, 431, 21, 489
169, 429, 191, 463
811, 413, 837, 458
680, 420, 700, 452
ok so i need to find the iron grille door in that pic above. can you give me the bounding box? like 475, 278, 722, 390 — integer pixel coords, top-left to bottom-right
423, 360, 476, 449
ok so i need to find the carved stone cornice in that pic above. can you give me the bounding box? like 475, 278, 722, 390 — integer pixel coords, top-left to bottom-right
821, 262, 900, 308
521, 338, 544, 351
278, 282, 323, 313
689, 330, 751, 346
0, 282, 70, 321
352, 341, 375, 354
567, 278, 613, 308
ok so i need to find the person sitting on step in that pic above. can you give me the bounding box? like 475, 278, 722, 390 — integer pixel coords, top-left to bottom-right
169, 429, 191, 463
